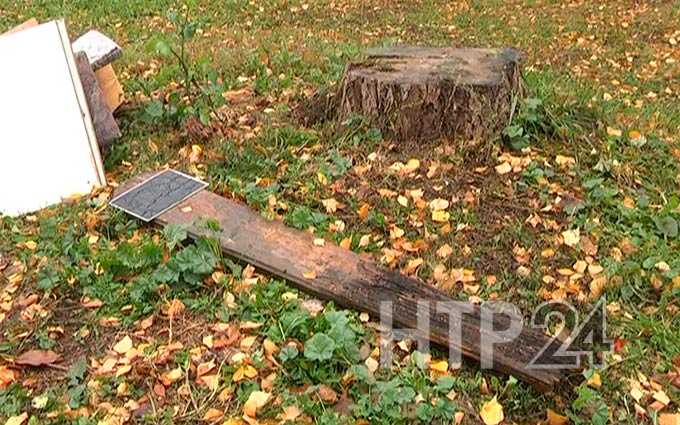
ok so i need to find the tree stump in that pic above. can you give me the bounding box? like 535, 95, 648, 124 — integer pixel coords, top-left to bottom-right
337, 47, 522, 142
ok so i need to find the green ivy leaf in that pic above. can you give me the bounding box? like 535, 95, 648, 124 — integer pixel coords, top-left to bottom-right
304, 333, 335, 361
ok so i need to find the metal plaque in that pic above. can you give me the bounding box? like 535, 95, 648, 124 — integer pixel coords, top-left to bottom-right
110, 169, 207, 221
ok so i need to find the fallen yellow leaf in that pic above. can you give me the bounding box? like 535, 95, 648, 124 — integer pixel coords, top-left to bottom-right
586, 371, 601, 388
547, 408, 569, 425
243, 391, 271, 418
161, 367, 183, 386
365, 357, 379, 373
432, 210, 450, 223
480, 397, 504, 425
606, 126, 622, 137
495, 162, 512, 175
202, 408, 223, 422
233, 365, 258, 382
562, 229, 580, 248
4, 413, 28, 425
430, 359, 448, 374
0, 366, 17, 389
322, 198, 339, 213
358, 203, 370, 220
113, 336, 133, 354
429, 198, 450, 211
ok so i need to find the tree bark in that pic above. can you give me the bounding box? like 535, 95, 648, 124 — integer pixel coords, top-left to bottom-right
336, 47, 522, 142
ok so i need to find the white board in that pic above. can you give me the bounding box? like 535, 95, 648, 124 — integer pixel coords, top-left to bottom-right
72, 29, 122, 70
0, 20, 106, 217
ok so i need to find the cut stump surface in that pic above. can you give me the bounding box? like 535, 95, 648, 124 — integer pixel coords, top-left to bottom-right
337, 46, 522, 142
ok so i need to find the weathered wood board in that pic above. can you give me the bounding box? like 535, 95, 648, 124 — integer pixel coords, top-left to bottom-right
75, 52, 121, 151
118, 174, 568, 391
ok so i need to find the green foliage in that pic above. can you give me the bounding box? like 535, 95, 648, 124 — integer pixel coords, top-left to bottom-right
163, 223, 189, 251
0, 385, 29, 417
304, 333, 335, 361
285, 205, 329, 230
503, 97, 553, 150
66, 358, 88, 409
568, 382, 609, 425
143, 9, 226, 127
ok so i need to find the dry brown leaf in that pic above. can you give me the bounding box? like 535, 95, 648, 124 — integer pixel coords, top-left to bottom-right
317, 384, 338, 404
437, 244, 453, 258
199, 374, 219, 391
279, 405, 302, 422
659, 413, 680, 425
15, 350, 60, 367
0, 366, 17, 389
202, 408, 223, 422
161, 367, 183, 386
166, 299, 185, 318
365, 357, 379, 373
606, 126, 622, 137
429, 198, 450, 211
153, 381, 166, 398
358, 203, 370, 220
196, 360, 216, 377
81, 297, 103, 308
263, 339, 279, 357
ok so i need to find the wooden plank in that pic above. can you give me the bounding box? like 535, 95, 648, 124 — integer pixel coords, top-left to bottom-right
74, 52, 121, 151
95, 64, 124, 111
119, 175, 568, 391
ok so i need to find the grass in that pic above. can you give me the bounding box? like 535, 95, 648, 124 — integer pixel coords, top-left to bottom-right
1, 0, 679, 424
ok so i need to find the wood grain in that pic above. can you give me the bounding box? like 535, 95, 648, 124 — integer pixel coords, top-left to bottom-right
118, 174, 568, 391
75, 52, 120, 151
95, 64, 123, 111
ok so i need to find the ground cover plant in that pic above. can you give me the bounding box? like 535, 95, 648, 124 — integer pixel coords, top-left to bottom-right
0, 1, 679, 424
